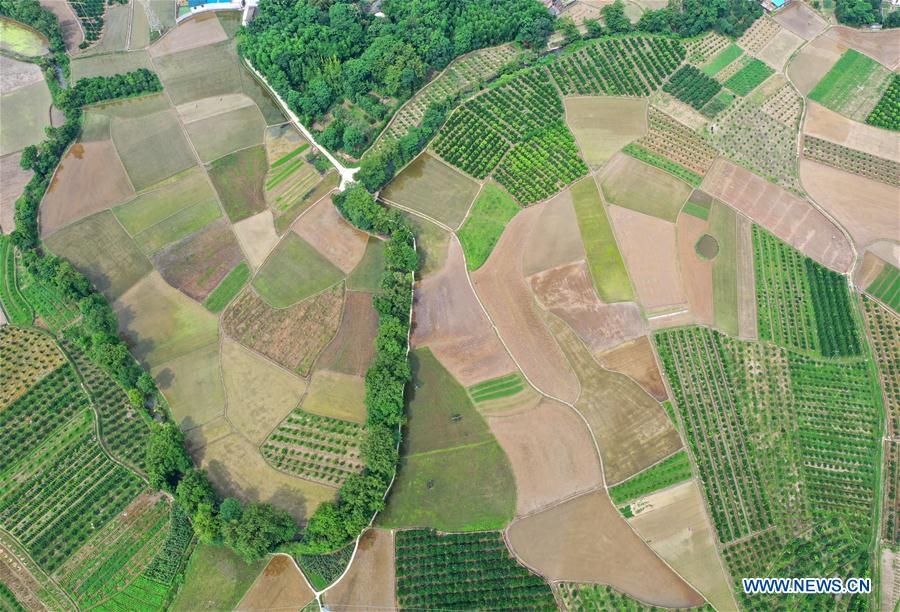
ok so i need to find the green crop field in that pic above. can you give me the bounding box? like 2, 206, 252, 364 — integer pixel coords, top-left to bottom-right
171, 544, 264, 612
867, 263, 900, 312
0, 236, 33, 326
395, 530, 554, 609
723, 58, 774, 95
708, 202, 739, 336
570, 177, 634, 302
209, 145, 269, 222
347, 238, 385, 293
204, 261, 251, 313
457, 183, 520, 270
701, 44, 743, 76
608, 450, 692, 505
622, 143, 703, 187
252, 233, 344, 308
810, 49, 888, 120
467, 372, 526, 404
379, 349, 515, 531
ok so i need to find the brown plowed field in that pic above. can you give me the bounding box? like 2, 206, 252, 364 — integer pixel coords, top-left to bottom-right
542, 310, 682, 484
472, 206, 580, 403
676, 212, 714, 325
152, 218, 243, 302
487, 398, 603, 516
773, 1, 826, 39
324, 529, 396, 611
528, 261, 646, 353
222, 285, 344, 375
702, 159, 854, 273
799, 159, 899, 257
232, 210, 280, 270
149, 12, 227, 57
316, 291, 379, 377
293, 196, 369, 274
628, 481, 738, 611
412, 237, 517, 387
506, 490, 704, 608
804, 102, 899, 161
787, 35, 844, 95
758, 28, 804, 70
607, 205, 688, 312
826, 26, 900, 68
522, 188, 586, 276
855, 251, 886, 290
236, 555, 314, 611
596, 336, 668, 402
40, 141, 134, 237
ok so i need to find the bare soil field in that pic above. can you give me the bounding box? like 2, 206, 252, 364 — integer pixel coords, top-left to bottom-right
153, 342, 225, 429
564, 97, 648, 166
773, 1, 826, 39
316, 291, 378, 376
528, 261, 646, 353
472, 206, 580, 402
650, 92, 708, 131
0, 153, 29, 232
264, 123, 309, 163
855, 251, 886, 290
152, 219, 243, 302
736, 215, 758, 339
221, 337, 307, 445
522, 188, 586, 276
787, 35, 844, 95
542, 310, 682, 484
800, 159, 899, 257
196, 431, 335, 522
608, 205, 688, 313
236, 555, 314, 611
0, 56, 43, 93
302, 370, 367, 424
38, 0, 82, 52
596, 336, 667, 402
628, 481, 737, 612
40, 141, 135, 237
676, 211, 714, 324
0, 80, 51, 156
804, 102, 899, 161
702, 159, 854, 272
293, 196, 369, 274
71, 50, 153, 80
737, 16, 781, 52
758, 28, 804, 70
412, 237, 516, 387
232, 210, 280, 270
600, 154, 692, 223
882, 549, 900, 612
324, 529, 396, 611
115, 271, 219, 367
507, 489, 704, 608
826, 26, 900, 69
222, 285, 343, 375
149, 12, 227, 57
487, 398, 603, 516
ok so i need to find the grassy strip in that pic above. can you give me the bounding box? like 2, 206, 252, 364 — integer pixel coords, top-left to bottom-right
265, 156, 307, 191
0, 236, 33, 326
867, 264, 900, 312
682, 201, 710, 220
623, 143, 703, 187
723, 58, 773, 96
810, 50, 878, 108
457, 184, 519, 271
270, 143, 310, 169
702, 44, 742, 76
608, 450, 692, 504
468, 373, 524, 398
203, 262, 250, 313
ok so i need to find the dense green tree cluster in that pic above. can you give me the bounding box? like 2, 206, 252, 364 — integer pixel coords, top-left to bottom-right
835, 0, 881, 26
64, 68, 162, 108
239, 0, 553, 154
298, 186, 416, 553
597, 0, 762, 38
0, 0, 65, 52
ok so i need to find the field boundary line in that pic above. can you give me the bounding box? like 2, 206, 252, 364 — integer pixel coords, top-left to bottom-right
404, 439, 493, 460
604, 446, 686, 489
455, 180, 486, 230
378, 197, 454, 233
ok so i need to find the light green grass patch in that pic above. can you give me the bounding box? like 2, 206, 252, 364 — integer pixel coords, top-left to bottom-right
209, 145, 268, 222
131, 199, 221, 255
153, 39, 243, 105
608, 450, 692, 504
0, 81, 51, 156
601, 155, 693, 222
185, 104, 266, 164
252, 233, 344, 308
571, 177, 634, 303
701, 44, 742, 76
204, 262, 250, 313
709, 201, 739, 336
347, 237, 384, 293
272, 171, 339, 233
458, 183, 520, 270
0, 17, 49, 57
45, 211, 152, 300
810, 49, 880, 110
682, 202, 710, 220
868, 264, 900, 312
171, 544, 265, 612
381, 153, 480, 229
622, 143, 703, 187
723, 58, 774, 96
467, 373, 525, 404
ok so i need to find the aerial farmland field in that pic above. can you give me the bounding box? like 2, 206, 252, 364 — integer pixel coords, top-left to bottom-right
1, 0, 897, 608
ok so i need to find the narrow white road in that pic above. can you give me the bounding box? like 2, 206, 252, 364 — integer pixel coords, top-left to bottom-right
243, 60, 359, 189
